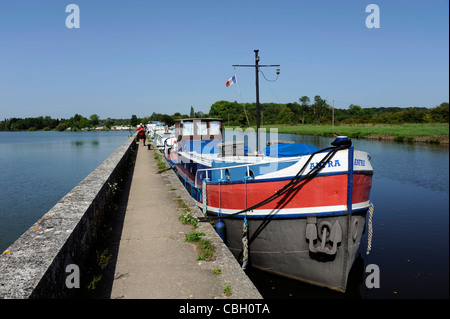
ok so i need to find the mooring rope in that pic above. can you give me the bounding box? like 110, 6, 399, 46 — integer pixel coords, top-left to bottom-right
206, 145, 348, 222
203, 139, 353, 270
366, 202, 374, 255
242, 222, 249, 270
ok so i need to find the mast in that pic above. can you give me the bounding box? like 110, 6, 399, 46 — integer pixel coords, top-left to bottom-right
233, 50, 280, 154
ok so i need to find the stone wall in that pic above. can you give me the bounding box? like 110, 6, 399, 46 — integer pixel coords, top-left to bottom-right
0, 134, 137, 299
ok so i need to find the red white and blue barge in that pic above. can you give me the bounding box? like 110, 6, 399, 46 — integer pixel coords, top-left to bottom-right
165, 118, 373, 292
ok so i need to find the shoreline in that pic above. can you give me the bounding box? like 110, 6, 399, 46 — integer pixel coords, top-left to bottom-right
256, 123, 449, 145
2, 126, 449, 145
364, 133, 449, 145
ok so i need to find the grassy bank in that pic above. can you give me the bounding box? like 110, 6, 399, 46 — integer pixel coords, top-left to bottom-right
233, 123, 449, 144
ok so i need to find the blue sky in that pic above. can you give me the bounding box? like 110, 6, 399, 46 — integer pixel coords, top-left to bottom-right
0, 0, 448, 119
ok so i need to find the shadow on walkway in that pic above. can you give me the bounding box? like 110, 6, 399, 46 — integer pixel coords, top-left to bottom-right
80, 150, 136, 299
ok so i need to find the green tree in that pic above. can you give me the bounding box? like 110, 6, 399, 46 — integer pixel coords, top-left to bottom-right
311, 96, 330, 124
79, 117, 90, 129
429, 102, 449, 123
278, 106, 295, 124
90, 114, 100, 127
209, 100, 230, 117
195, 111, 205, 118
190, 106, 195, 118
299, 96, 311, 124
349, 104, 363, 116
67, 114, 81, 130
55, 121, 68, 131
130, 115, 138, 127
105, 118, 114, 129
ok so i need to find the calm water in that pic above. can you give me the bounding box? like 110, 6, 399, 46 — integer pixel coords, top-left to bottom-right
0, 131, 130, 251
247, 133, 449, 299
0, 131, 448, 299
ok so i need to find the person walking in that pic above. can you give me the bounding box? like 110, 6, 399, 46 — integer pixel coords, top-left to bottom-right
138, 123, 146, 147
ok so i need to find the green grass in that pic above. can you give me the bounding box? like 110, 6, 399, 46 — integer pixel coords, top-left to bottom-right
223, 282, 232, 296
185, 231, 204, 242
185, 231, 216, 261
179, 212, 199, 228
266, 123, 448, 136
173, 195, 215, 261
153, 147, 168, 171
227, 123, 448, 144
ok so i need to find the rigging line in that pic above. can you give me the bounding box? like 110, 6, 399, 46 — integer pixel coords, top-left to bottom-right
259, 69, 279, 82
234, 67, 245, 103
234, 68, 251, 126
262, 73, 281, 104
207, 144, 348, 220
235, 52, 255, 65
259, 68, 281, 103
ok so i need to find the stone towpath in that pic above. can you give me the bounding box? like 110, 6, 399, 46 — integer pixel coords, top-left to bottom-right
107, 143, 262, 299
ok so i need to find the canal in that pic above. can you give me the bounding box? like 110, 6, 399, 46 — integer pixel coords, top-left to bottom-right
0, 130, 448, 298
0, 131, 131, 251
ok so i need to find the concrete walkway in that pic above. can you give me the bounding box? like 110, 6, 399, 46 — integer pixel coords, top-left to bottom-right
108, 144, 262, 299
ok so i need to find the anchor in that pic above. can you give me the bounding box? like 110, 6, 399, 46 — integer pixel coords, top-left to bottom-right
305, 217, 342, 255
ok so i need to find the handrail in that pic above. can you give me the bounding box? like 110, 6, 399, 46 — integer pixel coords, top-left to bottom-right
193, 155, 306, 187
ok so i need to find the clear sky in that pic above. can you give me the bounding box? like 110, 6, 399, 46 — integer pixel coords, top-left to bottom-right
0, 0, 448, 119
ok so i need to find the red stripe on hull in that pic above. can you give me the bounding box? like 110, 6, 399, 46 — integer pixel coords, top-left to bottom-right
206, 174, 372, 211
352, 174, 372, 204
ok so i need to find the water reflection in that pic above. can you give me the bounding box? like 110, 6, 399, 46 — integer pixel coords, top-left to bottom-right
70, 140, 100, 147
0, 131, 129, 251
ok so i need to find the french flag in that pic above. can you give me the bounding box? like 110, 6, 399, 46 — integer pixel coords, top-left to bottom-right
226, 75, 236, 87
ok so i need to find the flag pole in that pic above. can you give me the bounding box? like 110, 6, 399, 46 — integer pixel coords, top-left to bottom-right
234, 71, 250, 127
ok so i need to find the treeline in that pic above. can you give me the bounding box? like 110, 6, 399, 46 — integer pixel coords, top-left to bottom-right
0, 112, 191, 131
146, 106, 205, 127
0, 114, 132, 131
0, 111, 198, 131
209, 98, 449, 126
1, 98, 448, 131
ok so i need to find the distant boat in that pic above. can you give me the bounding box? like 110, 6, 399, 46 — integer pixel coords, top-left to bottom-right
146, 121, 166, 138
164, 118, 374, 292
155, 131, 176, 150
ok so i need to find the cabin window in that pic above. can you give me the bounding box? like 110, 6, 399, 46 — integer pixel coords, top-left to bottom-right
209, 121, 221, 135
246, 170, 255, 180
197, 121, 208, 135
225, 169, 231, 180
182, 122, 193, 136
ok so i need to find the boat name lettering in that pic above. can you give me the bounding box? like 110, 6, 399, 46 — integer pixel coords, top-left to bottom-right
354, 159, 365, 166
309, 160, 341, 170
